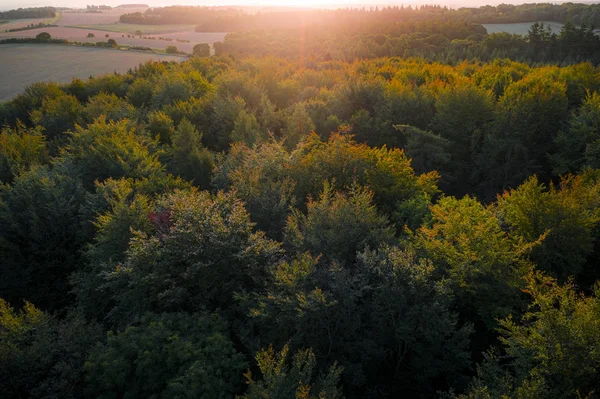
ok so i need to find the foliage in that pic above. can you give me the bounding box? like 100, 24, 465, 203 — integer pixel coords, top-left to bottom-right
0, 123, 48, 183
0, 299, 101, 399
463, 272, 600, 398
100, 189, 282, 324
85, 312, 246, 398
0, 164, 88, 310
242, 344, 344, 399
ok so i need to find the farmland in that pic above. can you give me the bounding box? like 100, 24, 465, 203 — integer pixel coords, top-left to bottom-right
67, 23, 198, 34
0, 27, 226, 52
483, 21, 564, 35
0, 43, 182, 102
0, 7, 225, 52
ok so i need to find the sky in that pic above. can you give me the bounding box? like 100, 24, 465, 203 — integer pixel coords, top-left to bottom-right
0, 0, 597, 12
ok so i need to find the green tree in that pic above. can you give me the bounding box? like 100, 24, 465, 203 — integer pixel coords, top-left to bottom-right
212, 140, 297, 239
61, 118, 164, 188
0, 299, 101, 399
0, 164, 88, 310
166, 118, 213, 188
0, 123, 48, 183
83, 92, 136, 123
231, 109, 268, 146
285, 183, 395, 265
146, 110, 175, 144
242, 344, 344, 399
245, 247, 472, 396
84, 312, 246, 398
430, 85, 495, 195
496, 174, 600, 282
464, 272, 600, 398
193, 42, 210, 57
36, 31, 51, 41
416, 196, 531, 330
102, 189, 282, 324
166, 45, 178, 54
553, 91, 600, 174
283, 102, 315, 149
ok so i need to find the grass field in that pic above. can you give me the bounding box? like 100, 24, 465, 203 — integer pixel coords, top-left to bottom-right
483, 21, 564, 35
0, 43, 183, 102
69, 23, 197, 34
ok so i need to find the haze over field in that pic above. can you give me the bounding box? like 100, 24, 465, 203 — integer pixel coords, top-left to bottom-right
2, 0, 600, 11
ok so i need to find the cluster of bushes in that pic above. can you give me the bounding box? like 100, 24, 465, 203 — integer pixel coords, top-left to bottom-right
2, 55, 600, 397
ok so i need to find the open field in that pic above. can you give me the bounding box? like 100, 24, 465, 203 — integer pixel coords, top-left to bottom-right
2, 16, 59, 32
0, 27, 227, 52
0, 8, 226, 52
68, 23, 197, 34
483, 21, 564, 35
0, 43, 183, 102
58, 7, 147, 26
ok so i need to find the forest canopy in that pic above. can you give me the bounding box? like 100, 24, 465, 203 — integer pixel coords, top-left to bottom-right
3, 4, 600, 399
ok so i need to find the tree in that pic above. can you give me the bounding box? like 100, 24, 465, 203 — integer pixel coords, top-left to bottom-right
0, 122, 48, 183
61, 118, 164, 188
430, 85, 495, 195
36, 31, 51, 41
146, 109, 174, 144
464, 272, 600, 398
242, 344, 344, 399
285, 183, 395, 265
290, 133, 438, 229
100, 189, 282, 324
166, 45, 178, 54
29, 93, 83, 149
496, 174, 600, 282
416, 196, 531, 330
283, 102, 315, 149
553, 92, 600, 174
166, 118, 213, 188
84, 312, 246, 398
0, 164, 88, 311
82, 92, 136, 123
87, 32, 95, 38
244, 248, 473, 396
0, 299, 101, 399
106, 38, 117, 47
230, 109, 268, 146
212, 140, 297, 239
193, 42, 210, 57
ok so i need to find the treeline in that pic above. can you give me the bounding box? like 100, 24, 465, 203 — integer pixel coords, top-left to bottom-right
5, 22, 58, 32
196, 6, 452, 32
2, 56, 600, 398
119, 5, 241, 25
194, 4, 600, 33
458, 2, 600, 25
0, 7, 56, 19
120, 4, 600, 31
214, 21, 600, 65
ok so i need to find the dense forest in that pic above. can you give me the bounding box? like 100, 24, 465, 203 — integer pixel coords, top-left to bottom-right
3, 3, 600, 399
2, 53, 600, 398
